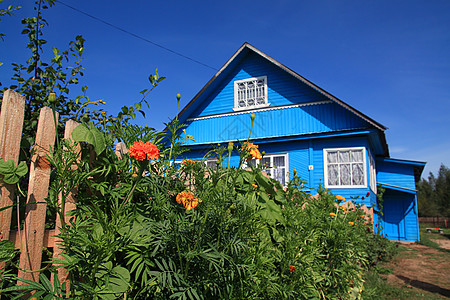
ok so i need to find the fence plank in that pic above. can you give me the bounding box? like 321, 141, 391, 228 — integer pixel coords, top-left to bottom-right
51, 120, 80, 288
0, 90, 25, 244
18, 107, 58, 284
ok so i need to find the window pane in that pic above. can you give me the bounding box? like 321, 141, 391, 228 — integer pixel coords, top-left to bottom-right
339, 151, 350, 163
273, 168, 285, 186
340, 164, 351, 185
247, 159, 256, 167
206, 161, 217, 169
351, 150, 363, 163
327, 151, 338, 164
352, 163, 364, 185
261, 157, 270, 169
273, 156, 285, 167
328, 164, 339, 186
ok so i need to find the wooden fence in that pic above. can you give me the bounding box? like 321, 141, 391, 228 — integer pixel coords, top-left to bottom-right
419, 217, 449, 228
0, 89, 79, 286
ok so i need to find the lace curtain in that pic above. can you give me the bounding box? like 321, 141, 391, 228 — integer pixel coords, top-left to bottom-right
327, 149, 364, 186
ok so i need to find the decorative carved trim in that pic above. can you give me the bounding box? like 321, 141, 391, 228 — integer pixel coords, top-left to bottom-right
186, 100, 332, 122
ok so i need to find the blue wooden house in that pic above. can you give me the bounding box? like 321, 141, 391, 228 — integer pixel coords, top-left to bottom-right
174, 43, 425, 242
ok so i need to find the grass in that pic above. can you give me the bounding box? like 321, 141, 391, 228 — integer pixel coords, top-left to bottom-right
419, 223, 450, 253
362, 243, 448, 300
362, 267, 444, 300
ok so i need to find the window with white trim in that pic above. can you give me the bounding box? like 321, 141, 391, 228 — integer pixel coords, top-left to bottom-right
234, 76, 269, 111
323, 147, 367, 188
248, 153, 289, 186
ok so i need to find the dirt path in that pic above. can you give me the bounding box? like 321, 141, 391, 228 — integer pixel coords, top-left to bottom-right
383, 242, 450, 298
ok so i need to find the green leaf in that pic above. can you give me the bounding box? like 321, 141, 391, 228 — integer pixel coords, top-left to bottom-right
16, 161, 28, 177
0, 160, 14, 174
71, 124, 106, 155
0, 160, 28, 184
108, 266, 130, 293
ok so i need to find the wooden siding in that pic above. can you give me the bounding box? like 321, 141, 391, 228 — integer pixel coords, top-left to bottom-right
381, 189, 419, 241
191, 52, 330, 117
179, 136, 378, 208
376, 159, 416, 190
184, 102, 370, 145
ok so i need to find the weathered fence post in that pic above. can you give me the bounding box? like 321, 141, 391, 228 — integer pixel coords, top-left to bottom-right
0, 90, 25, 269
18, 107, 58, 283
51, 120, 80, 288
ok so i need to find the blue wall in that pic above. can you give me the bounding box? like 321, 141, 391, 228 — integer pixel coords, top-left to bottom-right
381, 189, 419, 241
376, 159, 416, 190
179, 135, 376, 207
191, 52, 327, 117
184, 102, 370, 146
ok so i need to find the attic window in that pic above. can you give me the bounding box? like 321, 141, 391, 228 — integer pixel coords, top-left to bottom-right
234, 76, 269, 111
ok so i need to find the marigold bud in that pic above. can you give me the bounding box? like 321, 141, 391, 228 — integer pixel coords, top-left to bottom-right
228, 142, 234, 152
48, 92, 56, 103
176, 93, 181, 101
250, 112, 255, 122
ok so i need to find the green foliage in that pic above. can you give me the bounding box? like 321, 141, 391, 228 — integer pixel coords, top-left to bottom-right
0, 160, 28, 184
72, 123, 106, 155
0, 106, 396, 299
0, 3, 398, 298
417, 164, 450, 217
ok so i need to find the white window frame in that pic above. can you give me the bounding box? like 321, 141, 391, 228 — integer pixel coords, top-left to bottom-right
233, 76, 269, 111
248, 153, 289, 186
323, 147, 367, 189
368, 150, 377, 193
205, 159, 218, 170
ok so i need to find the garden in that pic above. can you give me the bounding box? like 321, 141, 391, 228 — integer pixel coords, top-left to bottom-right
0, 1, 397, 299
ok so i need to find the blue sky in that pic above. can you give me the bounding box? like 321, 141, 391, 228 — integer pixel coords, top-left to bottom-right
1, 0, 449, 178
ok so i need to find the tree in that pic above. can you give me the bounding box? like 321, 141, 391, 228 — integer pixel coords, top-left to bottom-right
417, 164, 450, 217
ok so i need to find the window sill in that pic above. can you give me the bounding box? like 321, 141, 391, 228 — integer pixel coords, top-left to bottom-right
232, 103, 270, 112
325, 185, 367, 189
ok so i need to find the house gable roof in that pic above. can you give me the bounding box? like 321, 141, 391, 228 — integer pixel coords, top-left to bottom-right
178, 42, 387, 132
175, 42, 389, 156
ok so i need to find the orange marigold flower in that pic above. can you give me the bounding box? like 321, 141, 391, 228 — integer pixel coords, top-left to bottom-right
348, 221, 355, 225
252, 184, 258, 188
289, 266, 296, 272
336, 195, 345, 201
360, 214, 365, 218
339, 205, 345, 210
243, 142, 262, 160
128, 141, 159, 161
181, 159, 195, 165
176, 191, 202, 211
330, 212, 337, 217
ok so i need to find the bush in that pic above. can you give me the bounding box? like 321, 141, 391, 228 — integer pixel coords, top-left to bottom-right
1, 114, 395, 299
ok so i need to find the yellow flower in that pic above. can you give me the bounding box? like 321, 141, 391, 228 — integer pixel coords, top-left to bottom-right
131, 173, 138, 178
330, 212, 337, 217
348, 221, 355, 225
336, 195, 345, 201
252, 184, 258, 188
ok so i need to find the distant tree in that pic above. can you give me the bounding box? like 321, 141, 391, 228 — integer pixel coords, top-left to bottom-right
417, 164, 450, 217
